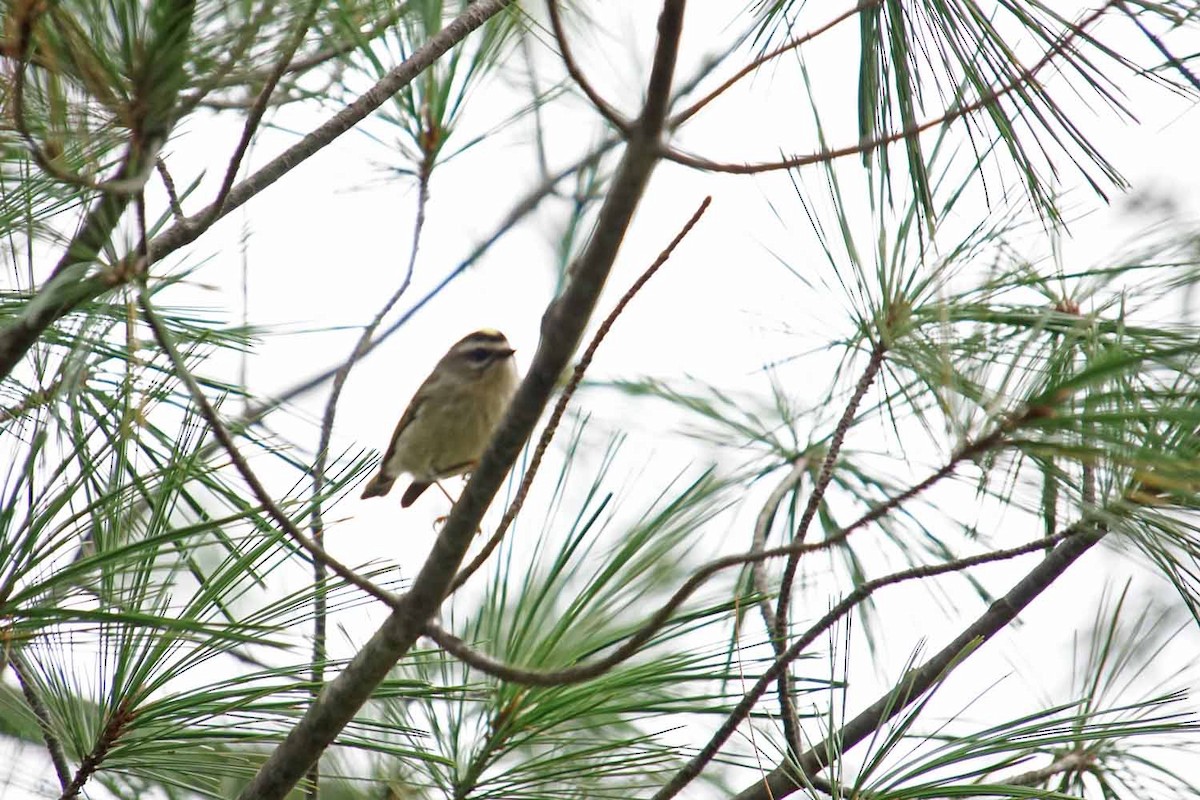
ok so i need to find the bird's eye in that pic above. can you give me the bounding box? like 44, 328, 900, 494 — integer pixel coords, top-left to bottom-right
466, 347, 491, 364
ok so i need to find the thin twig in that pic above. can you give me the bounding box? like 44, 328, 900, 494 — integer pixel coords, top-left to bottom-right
768, 340, 883, 762
663, 2, 1119, 174
137, 294, 401, 610
156, 159, 187, 224
520, 32, 553, 181
10, 650, 72, 792
201, 0, 323, 228
770, 340, 885, 759
775, 341, 886, 636
0, 377, 65, 424
669, 0, 880, 128
751, 458, 809, 633
547, 0, 631, 132
447, 194, 712, 597
750, 458, 810, 759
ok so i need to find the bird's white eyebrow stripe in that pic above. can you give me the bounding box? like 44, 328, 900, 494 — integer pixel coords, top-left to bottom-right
454, 334, 510, 350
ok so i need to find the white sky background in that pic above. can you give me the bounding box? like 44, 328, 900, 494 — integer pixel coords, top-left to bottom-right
7, 1, 1200, 797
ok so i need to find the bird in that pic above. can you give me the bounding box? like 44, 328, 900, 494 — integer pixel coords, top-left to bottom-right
360, 329, 519, 507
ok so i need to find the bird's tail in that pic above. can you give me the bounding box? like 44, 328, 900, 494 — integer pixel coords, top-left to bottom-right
401, 481, 431, 507
360, 474, 396, 499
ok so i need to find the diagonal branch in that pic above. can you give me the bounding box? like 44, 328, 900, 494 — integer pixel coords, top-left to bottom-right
138, 294, 400, 611
655, 523, 1097, 800
10, 650, 72, 792
727, 524, 1108, 800
547, 0, 631, 132
0, 0, 516, 386
749, 457, 810, 759
230, 4, 686, 799
770, 340, 885, 758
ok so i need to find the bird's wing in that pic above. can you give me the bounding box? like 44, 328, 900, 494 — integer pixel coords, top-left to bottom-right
378, 370, 443, 471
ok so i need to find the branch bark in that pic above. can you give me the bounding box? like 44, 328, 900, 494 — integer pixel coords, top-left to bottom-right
231, 3, 686, 798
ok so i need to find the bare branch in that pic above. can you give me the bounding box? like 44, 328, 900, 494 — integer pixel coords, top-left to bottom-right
751, 459, 809, 633
548, 0, 631, 132
750, 457, 810, 759
774, 340, 885, 613
155, 159, 187, 224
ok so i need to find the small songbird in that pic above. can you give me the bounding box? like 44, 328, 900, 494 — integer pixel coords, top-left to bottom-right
360, 329, 519, 507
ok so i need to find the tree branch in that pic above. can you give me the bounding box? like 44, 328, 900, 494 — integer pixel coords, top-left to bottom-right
230, 4, 685, 799
749, 458, 810, 759
771, 340, 886, 757
727, 525, 1108, 800
10, 650, 72, 792
547, 0, 631, 132
0, 0, 515, 385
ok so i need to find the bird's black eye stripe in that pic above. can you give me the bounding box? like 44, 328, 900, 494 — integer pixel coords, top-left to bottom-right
467, 347, 492, 363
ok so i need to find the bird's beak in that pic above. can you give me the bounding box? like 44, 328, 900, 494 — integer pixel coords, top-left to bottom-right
501, 347, 516, 358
